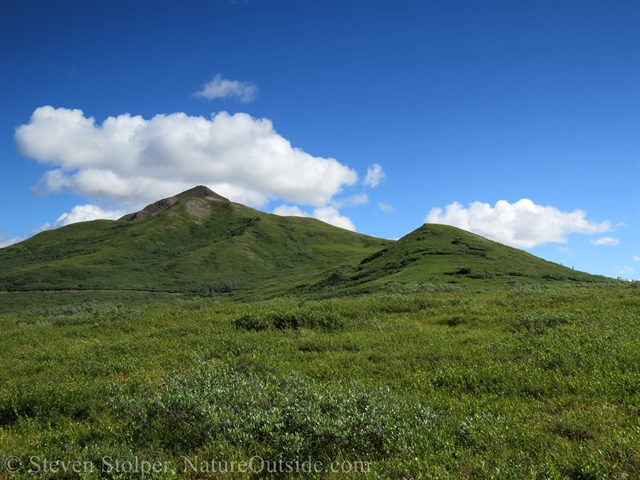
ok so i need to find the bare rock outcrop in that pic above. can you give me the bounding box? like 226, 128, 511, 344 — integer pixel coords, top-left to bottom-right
129, 186, 229, 221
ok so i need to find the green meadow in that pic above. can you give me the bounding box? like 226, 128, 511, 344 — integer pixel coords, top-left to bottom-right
1, 191, 638, 478
0, 281, 638, 479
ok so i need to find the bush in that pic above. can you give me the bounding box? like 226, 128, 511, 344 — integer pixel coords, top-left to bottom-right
0, 383, 91, 426
234, 307, 347, 331
468, 271, 495, 279
541, 273, 567, 281
444, 267, 472, 275
109, 362, 435, 458
386, 282, 468, 294
516, 310, 571, 333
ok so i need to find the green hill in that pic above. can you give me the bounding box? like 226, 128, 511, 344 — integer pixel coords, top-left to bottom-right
0, 187, 606, 296
0, 187, 387, 295
308, 223, 604, 294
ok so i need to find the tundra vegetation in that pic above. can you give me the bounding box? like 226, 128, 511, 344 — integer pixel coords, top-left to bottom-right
0, 281, 638, 479
0, 189, 638, 478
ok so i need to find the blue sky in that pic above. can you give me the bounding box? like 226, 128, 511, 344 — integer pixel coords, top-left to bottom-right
1, 0, 638, 279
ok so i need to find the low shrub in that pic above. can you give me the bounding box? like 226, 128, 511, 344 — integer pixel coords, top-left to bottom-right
516, 310, 571, 333
444, 267, 472, 275
109, 362, 436, 459
234, 307, 347, 331
386, 282, 469, 294
0, 383, 91, 426
468, 272, 495, 279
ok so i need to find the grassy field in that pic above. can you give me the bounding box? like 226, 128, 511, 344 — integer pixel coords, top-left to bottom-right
1, 281, 638, 479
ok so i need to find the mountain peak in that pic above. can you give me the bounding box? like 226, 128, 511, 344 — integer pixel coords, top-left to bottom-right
130, 186, 229, 221
176, 185, 229, 201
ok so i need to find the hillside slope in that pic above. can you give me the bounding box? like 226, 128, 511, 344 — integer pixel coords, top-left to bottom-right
308, 223, 605, 293
0, 188, 607, 296
0, 187, 387, 294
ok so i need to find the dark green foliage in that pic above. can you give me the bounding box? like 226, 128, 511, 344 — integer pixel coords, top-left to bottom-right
0, 383, 91, 426
234, 307, 347, 331
358, 248, 388, 265
181, 279, 242, 296
468, 271, 496, 279
442, 315, 466, 327
444, 267, 472, 275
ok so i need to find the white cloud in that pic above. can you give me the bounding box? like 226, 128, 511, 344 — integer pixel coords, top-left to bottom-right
36, 205, 125, 233
331, 194, 368, 209
363, 163, 386, 188
1, 205, 125, 248
378, 202, 393, 213
312, 206, 355, 231
273, 204, 355, 231
0, 231, 25, 248
53, 204, 126, 227
615, 266, 634, 275
634, 255, 640, 261
557, 246, 570, 253
590, 236, 619, 246
194, 75, 257, 102
16, 106, 358, 209
272, 205, 310, 218
425, 199, 611, 248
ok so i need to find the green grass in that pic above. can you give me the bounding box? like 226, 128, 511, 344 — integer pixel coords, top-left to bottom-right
0, 281, 638, 478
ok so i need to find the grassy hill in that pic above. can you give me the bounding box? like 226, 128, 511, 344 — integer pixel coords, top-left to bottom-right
0, 188, 387, 295
0, 187, 607, 298
307, 223, 605, 295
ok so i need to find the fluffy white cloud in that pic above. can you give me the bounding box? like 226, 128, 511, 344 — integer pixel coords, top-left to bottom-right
378, 202, 393, 213
312, 206, 356, 231
1, 205, 125, 248
634, 255, 640, 261
363, 164, 386, 187
16, 106, 358, 209
194, 75, 258, 102
54, 204, 126, 227
273, 204, 355, 231
425, 199, 611, 248
35, 205, 126, 234
590, 237, 619, 246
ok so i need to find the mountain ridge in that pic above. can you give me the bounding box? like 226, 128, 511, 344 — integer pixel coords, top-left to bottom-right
0, 187, 608, 295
